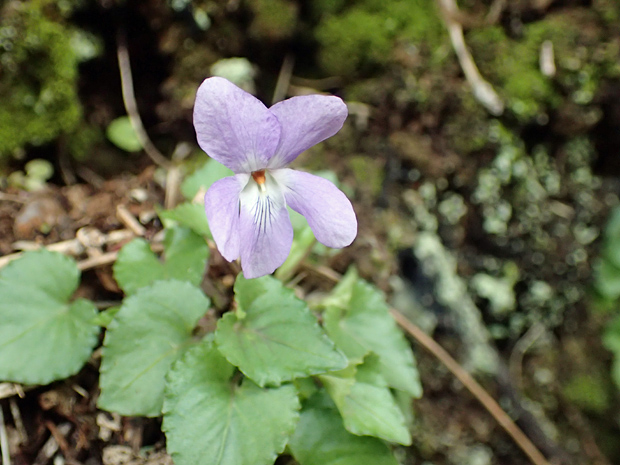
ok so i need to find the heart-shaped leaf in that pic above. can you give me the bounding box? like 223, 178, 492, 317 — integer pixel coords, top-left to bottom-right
0, 250, 99, 384
159, 202, 211, 238
113, 227, 208, 294
98, 280, 210, 416
288, 393, 399, 465
215, 275, 346, 386
233, 273, 284, 312
163, 339, 300, 465
320, 355, 411, 445
323, 274, 422, 397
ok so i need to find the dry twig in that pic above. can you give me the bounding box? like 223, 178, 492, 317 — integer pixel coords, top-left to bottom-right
272, 54, 295, 104
33, 423, 71, 465
117, 32, 171, 169
116, 205, 146, 237
390, 309, 551, 465
509, 323, 546, 391
437, 0, 504, 115
9, 399, 26, 445
0, 405, 10, 465
0, 384, 25, 400
77, 251, 121, 271
0, 229, 135, 269
485, 0, 506, 24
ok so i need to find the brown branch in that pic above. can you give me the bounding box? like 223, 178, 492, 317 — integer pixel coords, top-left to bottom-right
76, 251, 119, 271
0, 384, 26, 400
116, 31, 171, 169
0, 229, 135, 269
116, 205, 146, 236
272, 53, 295, 104
390, 308, 551, 465
436, 0, 504, 115
0, 405, 10, 465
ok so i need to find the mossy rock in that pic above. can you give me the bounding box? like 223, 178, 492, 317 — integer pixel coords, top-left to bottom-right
349, 155, 384, 197
247, 0, 298, 41
315, 0, 446, 77
467, 8, 615, 121
562, 372, 611, 414
594, 0, 620, 25
0, 0, 82, 158
443, 91, 491, 154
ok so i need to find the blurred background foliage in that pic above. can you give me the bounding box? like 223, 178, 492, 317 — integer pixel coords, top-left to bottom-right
2, 0, 620, 463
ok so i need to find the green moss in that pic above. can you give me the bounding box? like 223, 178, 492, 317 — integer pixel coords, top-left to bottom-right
0, 0, 82, 157
316, 9, 391, 77
68, 122, 102, 161
468, 24, 557, 120
468, 9, 617, 121
594, 0, 620, 25
315, 0, 445, 77
562, 372, 610, 413
309, 0, 347, 18
443, 92, 490, 154
246, 0, 298, 41
349, 155, 384, 197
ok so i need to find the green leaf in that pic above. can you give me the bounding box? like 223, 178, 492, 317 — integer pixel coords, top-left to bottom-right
321, 267, 359, 309
288, 393, 399, 465
98, 280, 210, 416
294, 377, 319, 401
324, 277, 422, 397
275, 224, 316, 281
320, 355, 411, 445
216, 275, 347, 387
92, 306, 121, 327
603, 242, 620, 270
106, 116, 143, 152
159, 202, 211, 237
113, 227, 209, 294
604, 207, 620, 240
163, 339, 300, 465
603, 316, 620, 353
181, 157, 233, 200
0, 250, 99, 384
594, 258, 620, 300
234, 273, 287, 312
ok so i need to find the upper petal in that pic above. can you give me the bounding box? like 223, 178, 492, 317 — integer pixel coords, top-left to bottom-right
238, 174, 294, 278
204, 174, 249, 261
267, 95, 348, 169
194, 77, 282, 173
273, 169, 357, 248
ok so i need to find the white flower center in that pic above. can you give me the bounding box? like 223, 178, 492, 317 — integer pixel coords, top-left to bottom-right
239, 169, 286, 237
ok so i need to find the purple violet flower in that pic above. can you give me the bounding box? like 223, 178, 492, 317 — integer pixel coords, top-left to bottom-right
194, 77, 357, 278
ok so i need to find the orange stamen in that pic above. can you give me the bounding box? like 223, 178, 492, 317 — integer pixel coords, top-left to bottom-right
252, 170, 266, 186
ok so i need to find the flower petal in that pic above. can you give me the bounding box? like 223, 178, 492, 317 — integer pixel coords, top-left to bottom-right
267, 95, 348, 168
194, 77, 282, 173
204, 174, 249, 261
238, 175, 293, 278
273, 169, 357, 248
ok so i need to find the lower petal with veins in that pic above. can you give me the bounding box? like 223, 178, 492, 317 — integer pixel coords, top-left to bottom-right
238, 177, 293, 278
